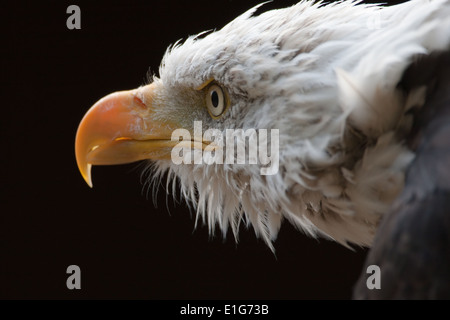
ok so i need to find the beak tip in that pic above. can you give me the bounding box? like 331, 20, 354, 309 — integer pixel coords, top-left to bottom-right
85, 163, 94, 188
79, 162, 94, 188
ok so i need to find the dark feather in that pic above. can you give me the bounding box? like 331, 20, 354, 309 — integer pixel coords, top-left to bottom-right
353, 51, 450, 299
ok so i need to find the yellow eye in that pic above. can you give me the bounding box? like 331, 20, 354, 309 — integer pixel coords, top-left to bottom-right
206, 84, 228, 119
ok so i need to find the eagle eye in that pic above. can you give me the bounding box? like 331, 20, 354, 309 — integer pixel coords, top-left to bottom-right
205, 83, 228, 119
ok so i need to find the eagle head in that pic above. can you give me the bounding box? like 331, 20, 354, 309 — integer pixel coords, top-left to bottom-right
76, 0, 448, 249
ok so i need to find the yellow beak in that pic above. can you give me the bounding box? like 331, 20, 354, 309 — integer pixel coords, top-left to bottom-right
75, 83, 178, 187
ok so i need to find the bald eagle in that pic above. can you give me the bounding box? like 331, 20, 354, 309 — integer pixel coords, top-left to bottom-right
75, 0, 450, 298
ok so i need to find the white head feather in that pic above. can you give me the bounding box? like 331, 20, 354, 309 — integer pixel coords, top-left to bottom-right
145, 0, 450, 250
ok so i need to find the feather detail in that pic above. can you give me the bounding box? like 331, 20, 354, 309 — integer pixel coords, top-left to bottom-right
141, 0, 450, 249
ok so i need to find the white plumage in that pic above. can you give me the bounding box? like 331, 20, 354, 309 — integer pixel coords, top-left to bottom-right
152, 0, 450, 248
76, 0, 450, 250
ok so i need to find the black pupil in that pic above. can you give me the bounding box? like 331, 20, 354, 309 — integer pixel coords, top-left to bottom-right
211, 90, 219, 108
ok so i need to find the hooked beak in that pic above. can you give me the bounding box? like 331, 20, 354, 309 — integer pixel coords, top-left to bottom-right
75, 83, 180, 187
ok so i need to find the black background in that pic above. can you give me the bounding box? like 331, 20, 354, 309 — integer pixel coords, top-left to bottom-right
2, 0, 404, 300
